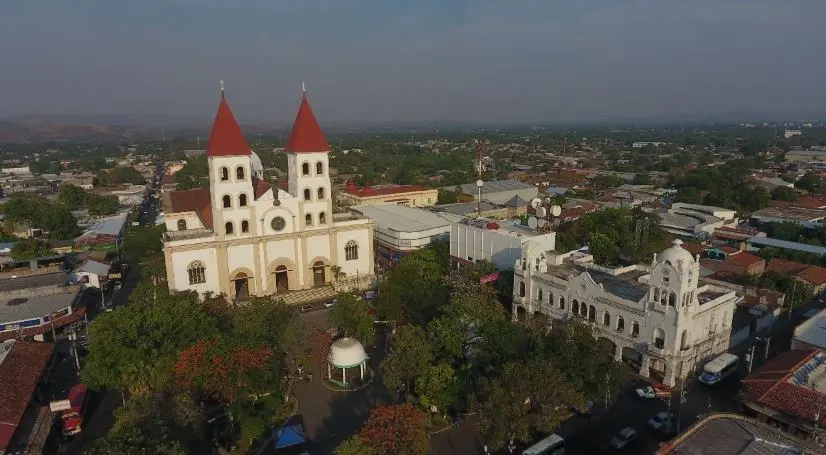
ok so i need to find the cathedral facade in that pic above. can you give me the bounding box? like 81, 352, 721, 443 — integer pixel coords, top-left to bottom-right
162, 87, 374, 301
513, 239, 739, 386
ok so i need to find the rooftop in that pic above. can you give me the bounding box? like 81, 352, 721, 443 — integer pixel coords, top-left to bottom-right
794, 310, 826, 349
343, 183, 432, 198
750, 206, 826, 223
0, 288, 80, 324
0, 272, 67, 293
0, 340, 54, 453
659, 413, 818, 454
435, 201, 501, 217
351, 204, 454, 233
748, 236, 826, 256
449, 179, 535, 195
543, 263, 650, 302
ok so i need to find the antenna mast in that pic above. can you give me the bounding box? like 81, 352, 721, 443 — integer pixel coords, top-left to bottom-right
475, 132, 489, 218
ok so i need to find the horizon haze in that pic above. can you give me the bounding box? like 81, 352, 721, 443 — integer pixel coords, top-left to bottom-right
1, 1, 824, 125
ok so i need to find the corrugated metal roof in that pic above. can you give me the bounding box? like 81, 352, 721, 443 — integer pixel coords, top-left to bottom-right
794, 309, 826, 349
748, 236, 826, 255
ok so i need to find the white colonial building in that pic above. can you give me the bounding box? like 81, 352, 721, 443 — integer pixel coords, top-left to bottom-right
162, 87, 374, 301
513, 238, 740, 386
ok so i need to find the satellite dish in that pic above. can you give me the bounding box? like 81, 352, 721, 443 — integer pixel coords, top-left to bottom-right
537, 219, 548, 228
551, 205, 562, 217
530, 198, 542, 209
476, 179, 484, 188
528, 217, 538, 229
536, 206, 547, 218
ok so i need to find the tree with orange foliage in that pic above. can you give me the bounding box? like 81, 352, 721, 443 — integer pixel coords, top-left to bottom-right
174, 338, 275, 404
358, 403, 429, 455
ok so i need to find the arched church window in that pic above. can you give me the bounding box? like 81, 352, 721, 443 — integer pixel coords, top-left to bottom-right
241, 220, 249, 233
302, 162, 310, 176
177, 219, 187, 231
304, 189, 312, 201
187, 261, 206, 285
668, 292, 677, 307
239, 194, 248, 207
653, 328, 666, 349
617, 316, 625, 333
519, 281, 526, 297
345, 240, 359, 261
559, 296, 565, 310
318, 187, 325, 200
538, 289, 543, 302
305, 213, 312, 227
225, 222, 234, 235
603, 311, 611, 326
220, 167, 229, 181
680, 330, 688, 350
588, 305, 596, 322
631, 321, 640, 338
223, 195, 231, 208
316, 162, 324, 175
572, 300, 579, 315
319, 212, 327, 224
236, 166, 245, 180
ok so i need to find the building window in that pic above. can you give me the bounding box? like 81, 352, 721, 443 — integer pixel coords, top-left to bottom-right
603, 311, 610, 326
271, 216, 286, 232
559, 296, 565, 310
220, 167, 229, 181
187, 261, 206, 285
428, 198, 432, 204
305, 213, 312, 227
345, 240, 359, 261
316, 162, 323, 175
177, 219, 187, 231
537, 289, 543, 302
223, 195, 231, 208
632, 321, 640, 338
225, 222, 234, 235
653, 328, 665, 349
588, 305, 596, 323
304, 189, 311, 201
241, 220, 249, 233
317, 187, 325, 200
680, 330, 688, 350
319, 212, 327, 224
302, 162, 310, 175
617, 316, 625, 333
668, 292, 677, 307
239, 194, 248, 207
236, 166, 245, 180
519, 282, 526, 297
572, 300, 579, 315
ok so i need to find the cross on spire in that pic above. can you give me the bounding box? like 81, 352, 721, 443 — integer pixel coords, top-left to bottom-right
301, 81, 306, 93
220, 80, 225, 93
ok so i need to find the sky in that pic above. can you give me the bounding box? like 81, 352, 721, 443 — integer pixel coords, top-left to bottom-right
0, 1, 824, 124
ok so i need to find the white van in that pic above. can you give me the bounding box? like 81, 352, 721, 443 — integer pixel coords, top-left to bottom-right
522, 434, 565, 455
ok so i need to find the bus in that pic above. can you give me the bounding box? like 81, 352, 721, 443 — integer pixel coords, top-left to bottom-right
698, 353, 739, 385
523, 434, 565, 455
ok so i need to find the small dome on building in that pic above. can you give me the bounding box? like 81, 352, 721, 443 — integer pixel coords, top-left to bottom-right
658, 239, 695, 266
250, 151, 264, 178
328, 337, 367, 368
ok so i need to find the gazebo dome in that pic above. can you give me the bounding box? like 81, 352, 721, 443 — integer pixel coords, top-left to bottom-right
658, 239, 695, 267
328, 337, 367, 368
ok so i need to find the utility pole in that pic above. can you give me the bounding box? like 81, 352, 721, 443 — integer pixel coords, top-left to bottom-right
747, 340, 759, 374
787, 280, 797, 322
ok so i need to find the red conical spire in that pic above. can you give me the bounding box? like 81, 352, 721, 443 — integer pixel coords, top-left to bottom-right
285, 84, 330, 154
206, 83, 250, 157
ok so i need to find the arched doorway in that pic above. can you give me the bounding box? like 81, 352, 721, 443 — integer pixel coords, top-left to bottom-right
233, 272, 250, 301
275, 265, 289, 292
312, 261, 326, 286
598, 337, 618, 359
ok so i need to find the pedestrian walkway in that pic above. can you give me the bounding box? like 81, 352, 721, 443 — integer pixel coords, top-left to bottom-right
277, 286, 336, 306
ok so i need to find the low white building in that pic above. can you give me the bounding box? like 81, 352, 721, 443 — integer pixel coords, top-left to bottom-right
513, 238, 740, 386
350, 204, 458, 268
450, 218, 556, 271
655, 203, 738, 239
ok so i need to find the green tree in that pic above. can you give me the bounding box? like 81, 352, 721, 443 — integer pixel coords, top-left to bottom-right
415, 362, 459, 413
81, 294, 218, 394
381, 324, 433, 393
771, 186, 798, 201
473, 359, 582, 451
123, 225, 165, 264
588, 231, 620, 265
328, 293, 375, 344
436, 189, 458, 204
336, 436, 374, 455
10, 238, 54, 260
88, 194, 121, 216
376, 247, 449, 324
57, 184, 88, 209
100, 166, 147, 186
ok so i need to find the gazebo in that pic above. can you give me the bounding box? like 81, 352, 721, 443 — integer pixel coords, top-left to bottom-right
327, 337, 368, 388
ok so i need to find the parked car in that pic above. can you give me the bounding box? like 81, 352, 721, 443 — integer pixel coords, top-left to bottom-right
648, 412, 673, 431
324, 299, 339, 308
635, 383, 671, 399
610, 427, 638, 449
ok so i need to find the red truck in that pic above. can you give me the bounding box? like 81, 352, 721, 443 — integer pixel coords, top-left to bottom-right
49, 384, 88, 437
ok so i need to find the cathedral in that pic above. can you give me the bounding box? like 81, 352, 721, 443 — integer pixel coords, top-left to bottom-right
162, 86, 374, 301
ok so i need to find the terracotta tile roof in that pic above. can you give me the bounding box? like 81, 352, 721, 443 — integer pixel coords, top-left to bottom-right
798, 266, 826, 286
206, 92, 251, 157
0, 340, 54, 451
766, 258, 810, 275
343, 183, 432, 198
285, 92, 330, 154
793, 195, 826, 210
718, 245, 740, 254
723, 251, 764, 267
167, 188, 213, 229
742, 349, 826, 426
252, 178, 272, 200
681, 242, 706, 256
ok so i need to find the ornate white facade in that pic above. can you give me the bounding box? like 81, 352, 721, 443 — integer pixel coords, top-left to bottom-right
162, 88, 374, 301
513, 239, 740, 386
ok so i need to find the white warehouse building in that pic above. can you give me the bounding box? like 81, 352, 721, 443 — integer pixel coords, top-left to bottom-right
513, 238, 740, 386
450, 219, 556, 271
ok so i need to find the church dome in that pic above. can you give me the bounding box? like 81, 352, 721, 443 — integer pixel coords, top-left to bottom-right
658, 239, 695, 266
328, 337, 367, 368
249, 151, 264, 177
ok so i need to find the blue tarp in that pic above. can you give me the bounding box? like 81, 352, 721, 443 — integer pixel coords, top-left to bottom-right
273, 425, 306, 449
